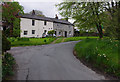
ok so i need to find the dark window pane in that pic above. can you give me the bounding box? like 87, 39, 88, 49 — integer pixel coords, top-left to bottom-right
32, 20, 35, 26
24, 31, 27, 35
32, 30, 35, 34
44, 21, 47, 25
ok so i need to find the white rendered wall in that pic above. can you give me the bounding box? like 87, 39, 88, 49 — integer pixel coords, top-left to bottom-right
20, 18, 53, 38
53, 23, 74, 37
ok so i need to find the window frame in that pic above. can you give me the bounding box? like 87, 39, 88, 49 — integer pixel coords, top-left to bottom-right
24, 31, 28, 35
32, 30, 35, 34
44, 21, 47, 25
32, 20, 35, 26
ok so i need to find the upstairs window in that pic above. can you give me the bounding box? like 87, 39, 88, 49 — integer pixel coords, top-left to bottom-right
32, 20, 35, 26
44, 21, 47, 25
32, 30, 35, 34
24, 31, 28, 35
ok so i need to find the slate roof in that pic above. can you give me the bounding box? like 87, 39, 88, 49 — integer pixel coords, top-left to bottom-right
21, 14, 73, 25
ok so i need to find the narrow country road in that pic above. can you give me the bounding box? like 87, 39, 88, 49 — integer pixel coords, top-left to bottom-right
8, 41, 105, 80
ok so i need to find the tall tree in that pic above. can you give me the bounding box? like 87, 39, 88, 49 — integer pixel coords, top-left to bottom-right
57, 1, 120, 39
2, 2, 24, 37
57, 2, 106, 38
103, 1, 120, 39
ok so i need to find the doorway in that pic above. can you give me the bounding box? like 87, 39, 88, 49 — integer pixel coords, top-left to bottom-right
65, 31, 67, 37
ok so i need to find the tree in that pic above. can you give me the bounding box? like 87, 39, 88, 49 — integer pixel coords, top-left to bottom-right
103, 1, 120, 39
57, 1, 120, 39
27, 10, 45, 17
2, 2, 24, 37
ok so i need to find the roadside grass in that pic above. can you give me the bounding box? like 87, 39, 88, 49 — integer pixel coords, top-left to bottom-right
2, 53, 15, 80
74, 38, 120, 78
8, 37, 56, 47
54, 38, 64, 44
64, 36, 99, 42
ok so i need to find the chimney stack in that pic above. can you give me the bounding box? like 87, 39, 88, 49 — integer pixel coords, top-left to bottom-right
32, 10, 35, 15
55, 14, 58, 19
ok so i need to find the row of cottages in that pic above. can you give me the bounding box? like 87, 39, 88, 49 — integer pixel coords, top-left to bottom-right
20, 12, 74, 38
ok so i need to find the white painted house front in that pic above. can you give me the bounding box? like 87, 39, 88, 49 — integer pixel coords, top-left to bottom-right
20, 14, 74, 38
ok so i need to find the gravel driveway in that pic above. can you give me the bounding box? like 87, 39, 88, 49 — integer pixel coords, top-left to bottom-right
8, 41, 105, 80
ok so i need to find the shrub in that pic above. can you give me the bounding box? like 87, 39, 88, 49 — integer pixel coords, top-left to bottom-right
2, 53, 15, 79
2, 33, 11, 52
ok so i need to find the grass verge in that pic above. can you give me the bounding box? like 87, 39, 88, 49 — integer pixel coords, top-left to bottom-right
54, 38, 64, 44
7, 37, 56, 47
2, 53, 15, 80
74, 38, 120, 79
64, 36, 99, 42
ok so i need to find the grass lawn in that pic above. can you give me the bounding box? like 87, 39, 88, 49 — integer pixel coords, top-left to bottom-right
64, 36, 99, 42
74, 38, 120, 78
54, 38, 64, 44
8, 37, 56, 47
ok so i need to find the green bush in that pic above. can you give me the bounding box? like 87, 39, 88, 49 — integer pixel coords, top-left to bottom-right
2, 53, 15, 79
17, 37, 29, 41
2, 33, 11, 52
74, 38, 120, 78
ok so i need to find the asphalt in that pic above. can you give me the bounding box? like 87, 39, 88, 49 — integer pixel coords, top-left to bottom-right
8, 41, 105, 80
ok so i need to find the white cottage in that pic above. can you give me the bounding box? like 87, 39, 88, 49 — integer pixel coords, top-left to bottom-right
20, 13, 74, 38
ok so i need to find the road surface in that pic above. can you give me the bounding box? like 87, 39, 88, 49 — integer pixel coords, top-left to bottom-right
8, 41, 105, 80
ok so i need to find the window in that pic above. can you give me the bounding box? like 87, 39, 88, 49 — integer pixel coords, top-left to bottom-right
59, 32, 61, 35
32, 20, 35, 26
44, 30, 47, 33
24, 31, 28, 35
32, 30, 35, 34
44, 21, 47, 25
69, 31, 71, 35
55, 31, 56, 35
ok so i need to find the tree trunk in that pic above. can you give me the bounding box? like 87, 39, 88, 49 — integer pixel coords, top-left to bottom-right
96, 24, 103, 39
10, 24, 13, 37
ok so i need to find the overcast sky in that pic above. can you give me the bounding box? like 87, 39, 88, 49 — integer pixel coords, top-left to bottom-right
17, 0, 63, 18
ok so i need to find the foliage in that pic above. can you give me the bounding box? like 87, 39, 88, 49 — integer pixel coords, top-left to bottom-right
48, 30, 55, 36
56, 2, 106, 38
12, 18, 21, 37
74, 38, 120, 78
56, 1, 120, 39
2, 53, 15, 79
2, 2, 24, 37
2, 32, 11, 52
103, 2, 120, 39
7, 37, 56, 47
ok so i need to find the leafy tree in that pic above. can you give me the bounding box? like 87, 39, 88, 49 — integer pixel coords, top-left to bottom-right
2, 2, 24, 37
57, 2, 106, 38
27, 10, 45, 17
57, 1, 120, 39
2, 32, 11, 53
103, 1, 120, 39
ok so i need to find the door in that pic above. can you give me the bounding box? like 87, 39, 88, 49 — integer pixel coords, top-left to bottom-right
65, 31, 67, 37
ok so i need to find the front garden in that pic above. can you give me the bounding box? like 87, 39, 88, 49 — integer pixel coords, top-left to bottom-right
7, 37, 56, 47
